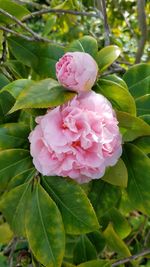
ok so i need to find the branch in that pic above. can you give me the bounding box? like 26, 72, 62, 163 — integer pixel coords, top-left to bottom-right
0, 9, 63, 45
0, 26, 37, 41
112, 248, 150, 266
102, 65, 126, 76
0, 8, 40, 39
135, 0, 147, 63
101, 0, 110, 46
117, 60, 133, 66
22, 8, 102, 21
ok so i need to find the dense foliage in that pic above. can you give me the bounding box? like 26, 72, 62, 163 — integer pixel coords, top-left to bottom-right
0, 0, 150, 267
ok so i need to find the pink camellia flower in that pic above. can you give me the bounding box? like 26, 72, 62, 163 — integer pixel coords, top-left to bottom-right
29, 91, 122, 184
56, 52, 98, 93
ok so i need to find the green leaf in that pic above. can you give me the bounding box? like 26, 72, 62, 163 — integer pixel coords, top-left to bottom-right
1, 79, 34, 99
123, 144, 150, 215
73, 235, 97, 265
103, 223, 131, 257
7, 37, 64, 79
0, 0, 30, 24
0, 223, 13, 244
77, 260, 111, 267
7, 168, 36, 190
102, 159, 128, 187
116, 111, 150, 141
101, 208, 131, 239
0, 91, 15, 117
42, 15, 57, 36
7, 37, 38, 68
139, 114, 150, 125
0, 183, 31, 236
51, 0, 75, 9
64, 235, 77, 262
0, 149, 32, 193
0, 255, 8, 267
103, 74, 128, 91
8, 79, 76, 113
0, 73, 9, 89
4, 60, 30, 79
87, 231, 106, 254
42, 176, 99, 234
66, 36, 98, 59
136, 94, 150, 116
62, 263, 75, 267
89, 180, 121, 220
123, 63, 150, 99
25, 183, 65, 267
0, 123, 29, 150
95, 79, 136, 115
133, 136, 150, 155
97, 45, 121, 72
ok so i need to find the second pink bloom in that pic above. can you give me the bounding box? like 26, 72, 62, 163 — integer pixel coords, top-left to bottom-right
29, 91, 122, 184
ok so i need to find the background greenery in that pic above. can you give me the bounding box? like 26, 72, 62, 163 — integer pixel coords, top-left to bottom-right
0, 0, 150, 267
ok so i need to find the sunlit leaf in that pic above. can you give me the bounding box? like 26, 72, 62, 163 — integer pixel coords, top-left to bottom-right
97, 45, 121, 72
1, 79, 34, 99
95, 79, 136, 115
8, 79, 76, 113
66, 36, 98, 59
103, 74, 128, 90
123, 63, 150, 99
116, 111, 150, 141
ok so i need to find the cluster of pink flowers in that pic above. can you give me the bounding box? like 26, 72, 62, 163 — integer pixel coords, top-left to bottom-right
29, 52, 122, 183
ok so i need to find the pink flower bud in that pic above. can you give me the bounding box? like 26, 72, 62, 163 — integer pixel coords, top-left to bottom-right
56, 52, 98, 93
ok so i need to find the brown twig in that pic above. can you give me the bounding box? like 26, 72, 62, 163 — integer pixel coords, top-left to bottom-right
22, 8, 102, 22
112, 248, 150, 266
101, 0, 110, 46
0, 26, 37, 41
0, 25, 61, 46
0, 9, 40, 39
117, 60, 133, 66
3, 236, 18, 267
102, 66, 126, 76
126, 215, 147, 246
0, 9, 62, 45
135, 0, 147, 63
144, 229, 150, 247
